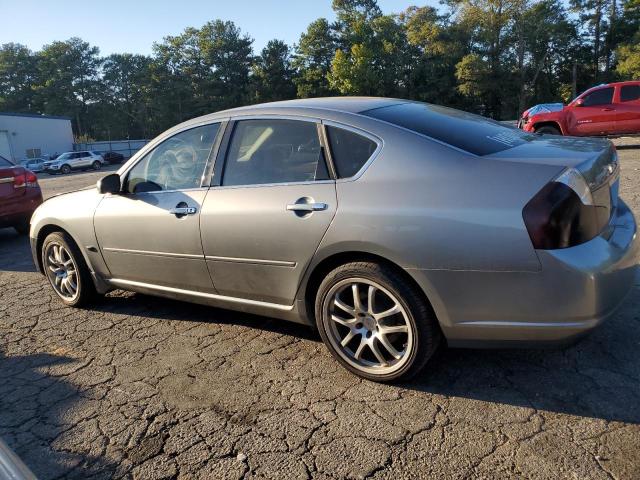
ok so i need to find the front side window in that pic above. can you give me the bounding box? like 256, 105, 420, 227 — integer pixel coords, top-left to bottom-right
326, 126, 377, 178
620, 85, 640, 102
582, 88, 614, 107
222, 119, 328, 186
126, 123, 219, 193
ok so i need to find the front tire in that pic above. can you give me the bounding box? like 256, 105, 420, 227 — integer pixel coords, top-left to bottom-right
535, 125, 561, 135
60, 164, 71, 174
315, 261, 441, 382
42, 232, 96, 307
92, 161, 102, 171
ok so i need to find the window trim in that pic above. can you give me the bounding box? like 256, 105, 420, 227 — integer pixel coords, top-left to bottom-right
321, 120, 383, 183
213, 115, 335, 189
119, 120, 226, 195
582, 87, 614, 107
620, 85, 640, 103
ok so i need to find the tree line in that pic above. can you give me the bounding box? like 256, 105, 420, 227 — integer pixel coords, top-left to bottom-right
1, 0, 639, 141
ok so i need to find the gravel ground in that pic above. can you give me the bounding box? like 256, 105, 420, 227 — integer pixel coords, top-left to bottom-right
0, 143, 639, 479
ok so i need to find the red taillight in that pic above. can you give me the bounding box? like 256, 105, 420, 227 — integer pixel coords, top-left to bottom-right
522, 182, 603, 249
14, 170, 38, 188
25, 170, 38, 187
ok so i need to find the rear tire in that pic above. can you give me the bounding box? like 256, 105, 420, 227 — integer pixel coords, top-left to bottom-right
315, 261, 441, 382
42, 232, 96, 307
535, 125, 561, 135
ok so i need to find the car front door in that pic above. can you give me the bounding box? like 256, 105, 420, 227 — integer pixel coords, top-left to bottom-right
94, 122, 221, 292
200, 117, 337, 305
568, 87, 617, 135
616, 84, 640, 134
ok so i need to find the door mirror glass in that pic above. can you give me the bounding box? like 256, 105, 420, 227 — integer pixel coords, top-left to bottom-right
125, 123, 220, 193
97, 173, 121, 194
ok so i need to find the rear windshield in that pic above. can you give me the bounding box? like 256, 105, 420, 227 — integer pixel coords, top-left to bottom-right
361, 102, 536, 156
0, 155, 13, 167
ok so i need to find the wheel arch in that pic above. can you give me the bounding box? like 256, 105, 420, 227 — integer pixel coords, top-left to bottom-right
300, 250, 444, 332
34, 223, 92, 277
532, 121, 564, 135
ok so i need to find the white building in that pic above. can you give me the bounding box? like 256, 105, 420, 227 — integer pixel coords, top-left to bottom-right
0, 112, 74, 162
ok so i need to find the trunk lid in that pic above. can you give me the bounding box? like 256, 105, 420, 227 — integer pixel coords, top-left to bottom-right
488, 135, 619, 225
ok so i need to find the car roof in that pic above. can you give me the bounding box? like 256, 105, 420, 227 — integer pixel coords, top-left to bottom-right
218, 97, 406, 115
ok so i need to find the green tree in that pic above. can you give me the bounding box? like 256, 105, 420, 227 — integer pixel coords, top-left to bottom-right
252, 40, 297, 102
293, 18, 337, 97
0, 43, 38, 112
36, 38, 102, 136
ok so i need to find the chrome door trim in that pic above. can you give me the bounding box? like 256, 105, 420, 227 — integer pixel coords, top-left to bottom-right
108, 278, 295, 311
103, 247, 204, 260
205, 255, 297, 267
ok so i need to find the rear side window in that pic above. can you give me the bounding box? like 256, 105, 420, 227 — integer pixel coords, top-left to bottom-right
362, 102, 535, 156
326, 126, 377, 178
223, 119, 328, 186
620, 85, 640, 102
582, 88, 614, 106
0, 156, 12, 167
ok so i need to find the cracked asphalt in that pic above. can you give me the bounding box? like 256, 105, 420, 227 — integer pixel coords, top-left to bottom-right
1, 144, 639, 480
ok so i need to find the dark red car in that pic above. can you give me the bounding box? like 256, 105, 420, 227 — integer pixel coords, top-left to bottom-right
520, 81, 640, 136
0, 155, 43, 234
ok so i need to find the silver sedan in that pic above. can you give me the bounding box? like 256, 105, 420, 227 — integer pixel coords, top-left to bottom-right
29, 98, 639, 382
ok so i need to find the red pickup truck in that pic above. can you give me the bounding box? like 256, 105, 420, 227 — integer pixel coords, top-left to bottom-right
520, 81, 640, 136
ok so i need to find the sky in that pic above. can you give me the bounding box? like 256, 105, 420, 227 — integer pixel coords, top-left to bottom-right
0, 0, 440, 56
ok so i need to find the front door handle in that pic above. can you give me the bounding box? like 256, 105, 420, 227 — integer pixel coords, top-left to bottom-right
169, 206, 197, 216
286, 202, 328, 212
601, 108, 614, 111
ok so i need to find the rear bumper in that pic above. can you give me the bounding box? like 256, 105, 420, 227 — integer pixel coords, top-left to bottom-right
0, 189, 43, 228
408, 199, 639, 347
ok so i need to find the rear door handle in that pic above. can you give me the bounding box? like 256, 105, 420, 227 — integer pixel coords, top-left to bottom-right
169, 206, 197, 216
286, 202, 328, 212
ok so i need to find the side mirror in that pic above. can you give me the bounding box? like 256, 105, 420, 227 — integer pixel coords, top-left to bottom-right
574, 98, 585, 107
97, 173, 121, 194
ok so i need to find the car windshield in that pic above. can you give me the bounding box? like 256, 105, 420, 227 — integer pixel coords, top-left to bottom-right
362, 102, 536, 156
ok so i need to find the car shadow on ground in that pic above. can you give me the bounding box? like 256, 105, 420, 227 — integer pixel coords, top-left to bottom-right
89, 285, 640, 425
0, 352, 120, 479
0, 230, 36, 273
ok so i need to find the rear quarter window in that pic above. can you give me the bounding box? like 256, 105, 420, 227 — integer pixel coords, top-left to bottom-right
362, 102, 535, 156
326, 126, 377, 178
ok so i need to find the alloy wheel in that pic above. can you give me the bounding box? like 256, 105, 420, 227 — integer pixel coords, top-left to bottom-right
322, 278, 414, 375
45, 243, 79, 300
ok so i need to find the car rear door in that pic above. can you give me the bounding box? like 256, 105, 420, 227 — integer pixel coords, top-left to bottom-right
200, 117, 337, 305
93, 122, 222, 292
616, 84, 640, 134
568, 87, 617, 135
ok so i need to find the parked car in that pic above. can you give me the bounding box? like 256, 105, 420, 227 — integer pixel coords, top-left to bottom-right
101, 151, 125, 164
44, 151, 104, 174
20, 158, 46, 173
520, 81, 640, 136
0, 155, 43, 234
29, 98, 638, 382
